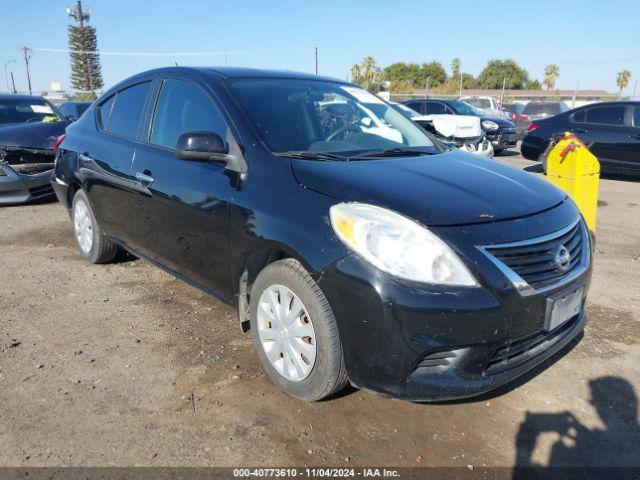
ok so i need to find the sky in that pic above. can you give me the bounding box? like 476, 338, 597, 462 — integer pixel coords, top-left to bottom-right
2, 0, 640, 94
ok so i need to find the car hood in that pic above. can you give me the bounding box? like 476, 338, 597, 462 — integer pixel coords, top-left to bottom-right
480, 116, 515, 128
0, 120, 69, 150
292, 151, 566, 226
413, 114, 482, 139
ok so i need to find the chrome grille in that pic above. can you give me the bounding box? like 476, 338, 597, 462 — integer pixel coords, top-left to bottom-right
480, 219, 589, 294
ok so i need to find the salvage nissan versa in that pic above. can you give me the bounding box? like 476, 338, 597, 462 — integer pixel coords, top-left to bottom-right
51, 67, 592, 402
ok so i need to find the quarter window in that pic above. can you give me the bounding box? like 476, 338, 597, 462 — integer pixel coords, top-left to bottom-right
150, 79, 228, 149
634, 107, 640, 128
103, 82, 151, 138
98, 95, 115, 128
586, 105, 625, 126
572, 110, 586, 123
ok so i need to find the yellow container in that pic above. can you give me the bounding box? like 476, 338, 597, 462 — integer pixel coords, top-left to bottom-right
545, 132, 600, 232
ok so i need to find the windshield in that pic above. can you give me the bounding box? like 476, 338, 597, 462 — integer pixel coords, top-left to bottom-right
523, 102, 564, 116
462, 98, 491, 109
0, 98, 62, 125
447, 100, 481, 116
227, 79, 437, 155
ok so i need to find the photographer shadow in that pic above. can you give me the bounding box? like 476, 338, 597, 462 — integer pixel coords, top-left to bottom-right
513, 376, 640, 478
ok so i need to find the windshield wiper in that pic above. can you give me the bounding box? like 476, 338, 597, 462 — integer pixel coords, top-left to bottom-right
275, 151, 348, 161
350, 148, 433, 158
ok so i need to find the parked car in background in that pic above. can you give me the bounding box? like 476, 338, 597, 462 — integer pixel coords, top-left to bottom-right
403, 99, 517, 153
0, 94, 69, 204
52, 67, 591, 402
522, 101, 640, 176
460, 96, 509, 120
392, 102, 493, 157
518, 100, 570, 133
503, 103, 529, 137
58, 101, 92, 121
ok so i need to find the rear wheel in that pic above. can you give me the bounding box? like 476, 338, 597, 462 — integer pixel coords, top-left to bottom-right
72, 190, 120, 264
249, 259, 348, 401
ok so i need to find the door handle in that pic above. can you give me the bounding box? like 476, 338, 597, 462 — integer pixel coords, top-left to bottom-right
135, 171, 154, 185
630, 133, 640, 140
571, 128, 587, 134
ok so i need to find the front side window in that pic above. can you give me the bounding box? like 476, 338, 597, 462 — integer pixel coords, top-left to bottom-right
427, 102, 447, 115
586, 105, 625, 126
104, 81, 151, 138
228, 79, 436, 155
150, 79, 229, 149
0, 98, 62, 125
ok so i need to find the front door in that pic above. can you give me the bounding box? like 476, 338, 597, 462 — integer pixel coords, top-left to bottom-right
127, 78, 235, 299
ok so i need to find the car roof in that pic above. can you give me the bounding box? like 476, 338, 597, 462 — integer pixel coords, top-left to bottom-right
112, 66, 342, 87
0, 93, 48, 101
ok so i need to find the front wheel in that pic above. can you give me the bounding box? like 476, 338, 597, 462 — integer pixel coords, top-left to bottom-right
249, 259, 348, 401
72, 190, 120, 264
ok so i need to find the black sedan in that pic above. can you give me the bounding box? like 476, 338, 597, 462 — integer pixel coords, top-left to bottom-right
57, 101, 92, 121
0, 94, 69, 204
522, 101, 640, 176
52, 67, 591, 402
403, 99, 518, 153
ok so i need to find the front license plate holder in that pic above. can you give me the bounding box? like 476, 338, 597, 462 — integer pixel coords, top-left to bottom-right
544, 286, 584, 331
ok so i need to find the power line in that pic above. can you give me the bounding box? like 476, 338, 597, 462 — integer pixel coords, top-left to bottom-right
33, 47, 255, 57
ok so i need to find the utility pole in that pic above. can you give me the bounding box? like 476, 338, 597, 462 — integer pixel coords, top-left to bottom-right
572, 78, 580, 108
459, 70, 463, 98
425, 78, 430, 99
315, 47, 318, 75
21, 47, 32, 94
633, 80, 638, 100
4, 59, 16, 92
10, 72, 17, 94
500, 77, 506, 107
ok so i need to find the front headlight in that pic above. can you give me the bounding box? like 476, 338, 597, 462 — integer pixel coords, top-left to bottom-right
329, 203, 477, 286
481, 120, 499, 131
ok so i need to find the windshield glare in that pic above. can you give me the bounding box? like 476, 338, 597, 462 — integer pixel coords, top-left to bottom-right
0, 98, 62, 125
228, 79, 436, 155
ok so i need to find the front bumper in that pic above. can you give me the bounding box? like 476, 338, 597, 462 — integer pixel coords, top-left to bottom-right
317, 202, 591, 401
0, 163, 55, 204
487, 128, 518, 150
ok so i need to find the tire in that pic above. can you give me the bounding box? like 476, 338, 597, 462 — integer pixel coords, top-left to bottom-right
494, 147, 504, 155
249, 258, 348, 401
71, 189, 120, 264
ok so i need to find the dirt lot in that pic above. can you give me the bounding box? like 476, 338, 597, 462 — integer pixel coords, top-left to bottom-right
1, 154, 639, 469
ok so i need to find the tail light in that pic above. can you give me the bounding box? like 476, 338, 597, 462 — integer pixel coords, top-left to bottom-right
53, 134, 66, 153
527, 123, 539, 132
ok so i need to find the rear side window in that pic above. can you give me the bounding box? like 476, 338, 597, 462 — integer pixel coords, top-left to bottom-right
523, 102, 561, 116
586, 105, 625, 126
103, 81, 151, 138
573, 110, 586, 123
150, 79, 229, 149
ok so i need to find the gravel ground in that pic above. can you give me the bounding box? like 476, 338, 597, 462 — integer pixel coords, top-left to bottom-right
1, 153, 639, 469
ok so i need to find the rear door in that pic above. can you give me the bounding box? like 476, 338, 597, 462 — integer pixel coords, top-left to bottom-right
575, 104, 629, 172
83, 80, 152, 241
626, 105, 640, 172
128, 77, 235, 298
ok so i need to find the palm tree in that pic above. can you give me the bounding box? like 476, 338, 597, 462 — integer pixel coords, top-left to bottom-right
351, 64, 361, 84
616, 70, 631, 98
543, 64, 560, 90
362, 56, 378, 83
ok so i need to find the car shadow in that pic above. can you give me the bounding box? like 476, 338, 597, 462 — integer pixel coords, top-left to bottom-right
496, 149, 521, 157
512, 375, 640, 475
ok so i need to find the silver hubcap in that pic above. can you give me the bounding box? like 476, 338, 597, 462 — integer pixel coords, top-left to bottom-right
73, 199, 93, 254
257, 285, 316, 382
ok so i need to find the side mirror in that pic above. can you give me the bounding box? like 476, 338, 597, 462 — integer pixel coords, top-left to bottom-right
65, 115, 77, 122
175, 131, 227, 161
